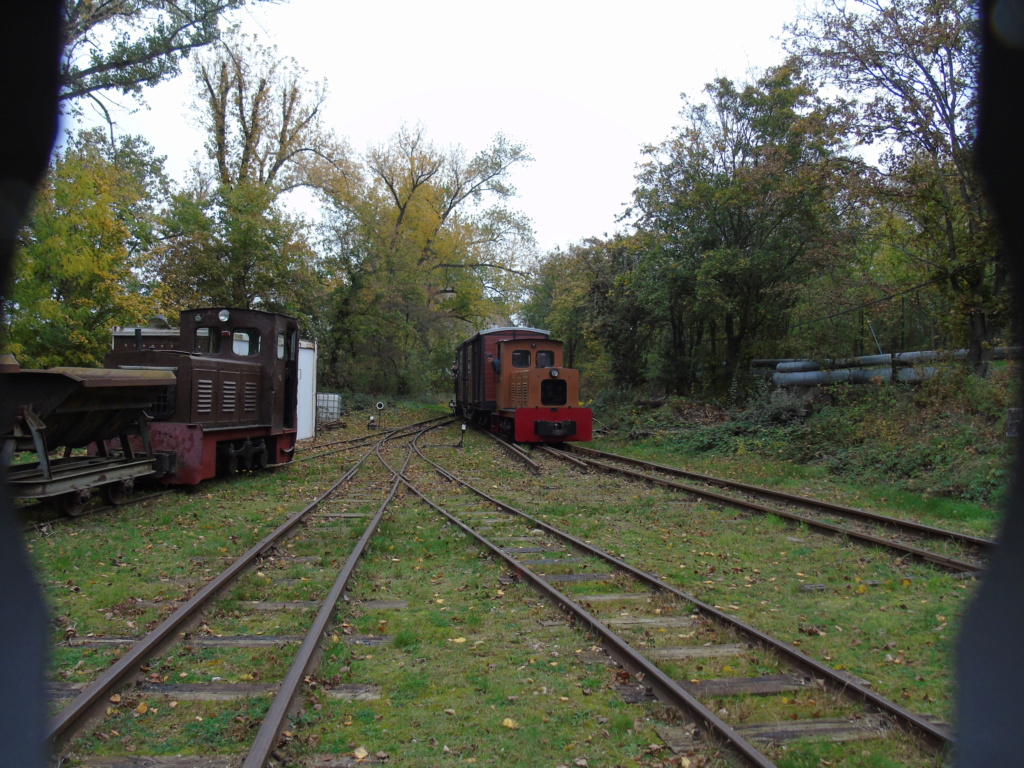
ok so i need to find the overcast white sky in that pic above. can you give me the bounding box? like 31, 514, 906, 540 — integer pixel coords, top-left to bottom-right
74, 0, 806, 254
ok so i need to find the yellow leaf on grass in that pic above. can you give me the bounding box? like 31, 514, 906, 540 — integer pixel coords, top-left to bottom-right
353, 746, 369, 760
450, 637, 466, 644
136, 701, 148, 714
502, 717, 520, 729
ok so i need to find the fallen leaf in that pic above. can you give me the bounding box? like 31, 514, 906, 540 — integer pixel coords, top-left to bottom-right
353, 746, 369, 760
502, 717, 520, 729
109, 694, 121, 704
136, 701, 148, 715
449, 637, 466, 644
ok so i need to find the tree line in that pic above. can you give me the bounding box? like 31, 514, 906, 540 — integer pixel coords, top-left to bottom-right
3, 6, 531, 394
1, 0, 1005, 400
522, 0, 1004, 397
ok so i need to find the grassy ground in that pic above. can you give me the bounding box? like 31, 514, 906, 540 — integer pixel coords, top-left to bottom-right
588, 367, 1017, 538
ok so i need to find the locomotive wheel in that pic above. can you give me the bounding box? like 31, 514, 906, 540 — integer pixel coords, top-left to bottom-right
102, 479, 133, 506
54, 490, 91, 517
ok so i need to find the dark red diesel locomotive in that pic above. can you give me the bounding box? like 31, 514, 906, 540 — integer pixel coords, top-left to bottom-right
2, 308, 300, 513
105, 307, 301, 483
453, 327, 592, 442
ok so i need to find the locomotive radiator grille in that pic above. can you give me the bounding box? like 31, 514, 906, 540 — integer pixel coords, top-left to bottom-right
222, 381, 237, 413
196, 379, 214, 414
511, 376, 528, 407
244, 381, 258, 413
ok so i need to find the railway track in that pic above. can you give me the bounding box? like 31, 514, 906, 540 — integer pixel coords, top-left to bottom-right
548, 444, 990, 575
402, 429, 953, 767
46, 439, 391, 754
34, 418, 964, 766
44, 416, 465, 765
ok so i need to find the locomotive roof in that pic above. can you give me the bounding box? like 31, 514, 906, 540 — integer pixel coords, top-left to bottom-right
182, 307, 298, 321
462, 326, 551, 342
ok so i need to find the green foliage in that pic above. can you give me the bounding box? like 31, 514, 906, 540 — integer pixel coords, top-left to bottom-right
3, 128, 165, 367
787, 0, 1005, 372
602, 369, 1015, 506
151, 31, 345, 328
522, 236, 650, 392
564, 62, 864, 396
154, 180, 320, 320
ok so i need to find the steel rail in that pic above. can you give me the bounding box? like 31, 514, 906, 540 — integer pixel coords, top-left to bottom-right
474, 426, 542, 473
46, 447, 377, 750
535, 443, 589, 470
242, 433, 419, 767
294, 415, 454, 458
407, 439, 776, 768
556, 451, 982, 575
568, 444, 994, 552
413, 442, 954, 755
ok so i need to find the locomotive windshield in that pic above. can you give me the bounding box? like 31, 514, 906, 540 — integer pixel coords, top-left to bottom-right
194, 327, 221, 353
511, 350, 531, 367
232, 329, 260, 356
536, 350, 554, 368
194, 326, 262, 356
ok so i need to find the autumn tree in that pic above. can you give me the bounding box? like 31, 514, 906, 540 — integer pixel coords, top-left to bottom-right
787, 0, 1003, 372
195, 30, 347, 191
320, 125, 533, 394
155, 180, 320, 316
3, 128, 165, 367
60, 0, 273, 108
154, 32, 346, 320
631, 62, 862, 393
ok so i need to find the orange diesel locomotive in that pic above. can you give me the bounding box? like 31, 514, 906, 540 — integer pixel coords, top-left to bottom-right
453, 327, 592, 442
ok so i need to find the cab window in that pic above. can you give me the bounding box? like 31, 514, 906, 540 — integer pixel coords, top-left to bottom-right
277, 330, 286, 360
194, 327, 221, 353
536, 350, 554, 368
232, 329, 261, 356
511, 350, 531, 368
